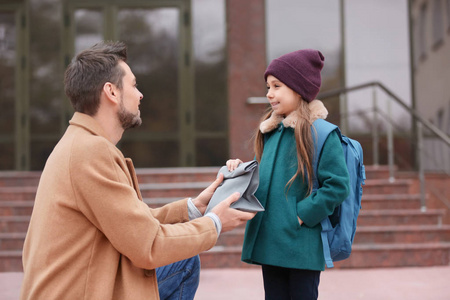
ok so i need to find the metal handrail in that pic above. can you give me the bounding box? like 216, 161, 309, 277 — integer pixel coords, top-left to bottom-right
247, 81, 450, 211
317, 81, 450, 147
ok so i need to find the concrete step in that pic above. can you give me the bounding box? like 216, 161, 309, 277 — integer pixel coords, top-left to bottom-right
135, 167, 218, 184
361, 194, 422, 210
0, 183, 210, 201
199, 242, 450, 269
0, 187, 36, 201
0, 193, 425, 217
0, 250, 22, 272
357, 209, 445, 226
364, 165, 396, 180
3, 241, 449, 272
362, 179, 412, 195
334, 242, 450, 268
0, 166, 394, 186
214, 225, 450, 247
0, 168, 219, 187
0, 178, 413, 202
354, 225, 450, 244
0, 172, 41, 187
0, 216, 30, 233
139, 182, 209, 198
0, 201, 34, 216
1, 209, 444, 234
4, 224, 449, 252
0, 233, 25, 251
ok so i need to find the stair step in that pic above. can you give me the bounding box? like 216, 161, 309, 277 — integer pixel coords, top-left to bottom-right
357, 209, 445, 226
136, 167, 218, 183
334, 242, 450, 268
354, 225, 450, 244
0, 216, 30, 233
199, 242, 450, 269
0, 187, 37, 201
0, 209, 444, 234
0, 166, 401, 185
214, 225, 450, 247
0, 201, 34, 216
3, 242, 449, 272
0, 166, 448, 270
361, 194, 422, 210
0, 233, 26, 251
0, 178, 414, 201
0, 250, 22, 272
4, 225, 448, 252
362, 179, 412, 195
364, 165, 397, 180
139, 182, 209, 198
0, 193, 424, 216
0, 172, 41, 187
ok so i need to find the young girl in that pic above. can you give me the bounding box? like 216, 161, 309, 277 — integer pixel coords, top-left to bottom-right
227, 49, 350, 300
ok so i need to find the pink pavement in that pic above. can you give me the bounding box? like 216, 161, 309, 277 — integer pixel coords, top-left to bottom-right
2, 266, 450, 299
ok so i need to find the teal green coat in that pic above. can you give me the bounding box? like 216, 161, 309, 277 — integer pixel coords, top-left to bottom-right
241, 122, 350, 271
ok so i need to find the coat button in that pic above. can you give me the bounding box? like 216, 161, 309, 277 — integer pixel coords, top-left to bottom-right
144, 269, 154, 277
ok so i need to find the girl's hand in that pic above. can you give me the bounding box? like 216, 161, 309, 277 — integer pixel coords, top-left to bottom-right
226, 159, 243, 171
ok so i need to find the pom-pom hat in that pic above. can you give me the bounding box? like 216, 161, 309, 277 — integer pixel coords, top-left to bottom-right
264, 49, 325, 102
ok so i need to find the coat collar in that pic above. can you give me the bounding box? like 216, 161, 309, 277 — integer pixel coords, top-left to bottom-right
69, 112, 111, 141
259, 100, 328, 134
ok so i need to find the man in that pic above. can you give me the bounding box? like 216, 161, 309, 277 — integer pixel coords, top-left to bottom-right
20, 41, 255, 300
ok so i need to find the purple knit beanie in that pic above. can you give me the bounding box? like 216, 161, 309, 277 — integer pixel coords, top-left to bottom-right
264, 49, 325, 102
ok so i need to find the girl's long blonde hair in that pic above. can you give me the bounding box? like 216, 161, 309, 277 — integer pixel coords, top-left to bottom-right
254, 99, 315, 195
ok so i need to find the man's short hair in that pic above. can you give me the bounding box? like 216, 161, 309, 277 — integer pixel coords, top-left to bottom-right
64, 41, 127, 115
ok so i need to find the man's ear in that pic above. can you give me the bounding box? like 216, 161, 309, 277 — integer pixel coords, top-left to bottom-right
102, 82, 120, 105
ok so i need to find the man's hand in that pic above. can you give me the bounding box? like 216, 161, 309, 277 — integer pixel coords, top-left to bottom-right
192, 173, 224, 215
211, 192, 256, 233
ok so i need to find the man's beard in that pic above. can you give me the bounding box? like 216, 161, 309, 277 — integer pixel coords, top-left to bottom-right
118, 98, 142, 130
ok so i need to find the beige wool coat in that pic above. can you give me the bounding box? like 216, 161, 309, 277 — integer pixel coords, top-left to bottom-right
20, 112, 218, 300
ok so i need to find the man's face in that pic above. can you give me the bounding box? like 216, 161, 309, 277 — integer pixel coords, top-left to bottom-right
116, 61, 143, 130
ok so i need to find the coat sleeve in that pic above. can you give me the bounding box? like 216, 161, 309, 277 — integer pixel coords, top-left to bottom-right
296, 131, 350, 227
69, 136, 218, 269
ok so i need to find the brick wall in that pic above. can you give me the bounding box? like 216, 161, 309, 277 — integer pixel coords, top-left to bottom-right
226, 0, 268, 161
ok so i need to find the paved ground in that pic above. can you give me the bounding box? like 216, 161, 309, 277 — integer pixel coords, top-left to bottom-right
3, 266, 450, 299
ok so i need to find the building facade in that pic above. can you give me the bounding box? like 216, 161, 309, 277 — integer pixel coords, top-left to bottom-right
410, 0, 450, 172
2, 0, 446, 172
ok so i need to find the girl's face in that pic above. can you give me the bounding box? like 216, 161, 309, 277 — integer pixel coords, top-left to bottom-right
266, 75, 301, 117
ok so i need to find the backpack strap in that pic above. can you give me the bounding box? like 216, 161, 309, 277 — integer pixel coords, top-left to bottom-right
311, 119, 340, 192
312, 119, 341, 268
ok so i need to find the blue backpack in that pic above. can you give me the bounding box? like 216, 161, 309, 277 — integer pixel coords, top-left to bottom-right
312, 119, 366, 268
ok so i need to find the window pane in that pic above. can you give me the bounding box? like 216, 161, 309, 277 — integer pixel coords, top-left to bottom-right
196, 138, 228, 167
447, 0, 450, 29
74, 9, 103, 55
193, 0, 227, 132
419, 3, 427, 57
118, 8, 180, 167
118, 8, 179, 133
432, 0, 444, 46
0, 12, 16, 170
29, 0, 63, 170
120, 140, 180, 167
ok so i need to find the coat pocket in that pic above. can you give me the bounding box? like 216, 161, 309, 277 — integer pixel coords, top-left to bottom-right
288, 196, 302, 230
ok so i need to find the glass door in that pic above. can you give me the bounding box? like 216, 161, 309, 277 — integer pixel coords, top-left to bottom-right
0, 1, 29, 170
63, 0, 194, 167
